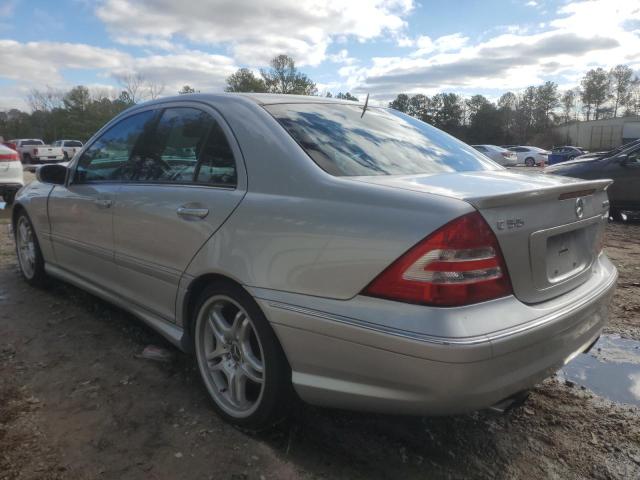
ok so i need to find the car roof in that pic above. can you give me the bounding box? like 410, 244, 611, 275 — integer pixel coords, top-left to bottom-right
137, 92, 364, 108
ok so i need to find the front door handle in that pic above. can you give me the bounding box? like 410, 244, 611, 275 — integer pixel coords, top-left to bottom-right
177, 206, 209, 219
95, 198, 112, 209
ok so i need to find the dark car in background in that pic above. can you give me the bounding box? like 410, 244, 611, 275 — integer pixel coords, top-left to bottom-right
548, 146, 586, 165
574, 139, 640, 162
546, 141, 640, 220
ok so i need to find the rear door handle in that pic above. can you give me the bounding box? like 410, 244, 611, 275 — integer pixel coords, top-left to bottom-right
177, 207, 209, 219
95, 198, 112, 209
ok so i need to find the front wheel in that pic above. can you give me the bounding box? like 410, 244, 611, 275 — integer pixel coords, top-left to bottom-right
14, 211, 48, 286
193, 282, 291, 429
524, 157, 535, 167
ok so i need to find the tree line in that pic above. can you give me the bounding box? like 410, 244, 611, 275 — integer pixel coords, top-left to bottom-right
388, 65, 640, 147
1, 54, 638, 147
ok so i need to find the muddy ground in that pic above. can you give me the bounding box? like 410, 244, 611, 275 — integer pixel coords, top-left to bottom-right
1, 195, 639, 479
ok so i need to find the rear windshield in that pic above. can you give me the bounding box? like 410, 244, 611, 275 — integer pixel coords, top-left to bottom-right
21, 140, 44, 146
65, 140, 83, 147
265, 103, 500, 176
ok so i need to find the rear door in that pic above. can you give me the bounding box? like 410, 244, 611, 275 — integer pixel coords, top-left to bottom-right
48, 108, 158, 290
112, 102, 246, 321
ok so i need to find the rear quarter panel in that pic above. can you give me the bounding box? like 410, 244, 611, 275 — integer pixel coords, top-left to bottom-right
182, 98, 474, 299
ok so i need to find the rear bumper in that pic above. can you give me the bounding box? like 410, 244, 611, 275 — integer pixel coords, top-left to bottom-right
255, 255, 617, 415
0, 182, 24, 193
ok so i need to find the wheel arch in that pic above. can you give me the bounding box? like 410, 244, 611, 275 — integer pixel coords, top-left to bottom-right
179, 273, 290, 369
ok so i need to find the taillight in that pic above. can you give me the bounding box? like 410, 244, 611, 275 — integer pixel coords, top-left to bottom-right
0, 152, 19, 162
33, 148, 38, 155
362, 212, 513, 307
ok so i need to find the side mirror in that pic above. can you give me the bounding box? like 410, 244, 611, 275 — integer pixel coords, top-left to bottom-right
37, 163, 68, 185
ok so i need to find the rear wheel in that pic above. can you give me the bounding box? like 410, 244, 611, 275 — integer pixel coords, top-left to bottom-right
63, 151, 69, 161
193, 281, 291, 429
524, 157, 535, 167
14, 211, 48, 286
22, 154, 31, 164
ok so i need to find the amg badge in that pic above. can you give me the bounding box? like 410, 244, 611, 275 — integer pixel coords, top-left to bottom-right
496, 218, 525, 230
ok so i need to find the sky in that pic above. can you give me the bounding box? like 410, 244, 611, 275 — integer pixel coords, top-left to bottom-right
0, 0, 639, 110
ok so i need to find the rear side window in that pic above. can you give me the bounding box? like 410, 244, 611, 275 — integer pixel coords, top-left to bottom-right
265, 104, 499, 176
75, 110, 156, 183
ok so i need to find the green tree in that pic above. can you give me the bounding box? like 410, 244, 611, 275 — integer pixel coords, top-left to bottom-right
260, 55, 317, 95
388, 94, 410, 113
609, 65, 634, 117
581, 68, 610, 120
560, 89, 577, 123
224, 68, 267, 93
431, 93, 463, 133
533, 81, 559, 131
178, 85, 198, 94
336, 92, 359, 101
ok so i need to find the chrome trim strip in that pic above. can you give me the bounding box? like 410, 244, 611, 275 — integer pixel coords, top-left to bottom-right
115, 252, 182, 285
50, 233, 113, 262
266, 266, 617, 347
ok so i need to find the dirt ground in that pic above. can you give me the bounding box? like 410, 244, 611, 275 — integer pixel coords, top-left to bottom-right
1, 199, 639, 479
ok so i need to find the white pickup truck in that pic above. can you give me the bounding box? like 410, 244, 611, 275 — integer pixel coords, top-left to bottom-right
10, 138, 65, 164
52, 139, 83, 160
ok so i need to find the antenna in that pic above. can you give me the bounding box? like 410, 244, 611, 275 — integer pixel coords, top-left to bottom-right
360, 93, 369, 118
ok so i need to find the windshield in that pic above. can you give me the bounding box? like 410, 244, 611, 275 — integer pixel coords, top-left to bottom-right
265, 103, 500, 176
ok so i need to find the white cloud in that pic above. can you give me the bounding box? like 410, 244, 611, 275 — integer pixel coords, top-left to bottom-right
96, 0, 414, 65
345, 0, 640, 96
526, 1, 538, 7
0, 40, 238, 109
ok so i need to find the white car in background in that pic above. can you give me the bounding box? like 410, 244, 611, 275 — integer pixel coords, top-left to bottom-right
471, 145, 518, 166
0, 144, 24, 204
52, 140, 83, 161
508, 146, 550, 167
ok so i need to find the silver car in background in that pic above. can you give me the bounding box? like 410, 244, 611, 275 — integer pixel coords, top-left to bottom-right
12, 94, 617, 428
472, 144, 518, 166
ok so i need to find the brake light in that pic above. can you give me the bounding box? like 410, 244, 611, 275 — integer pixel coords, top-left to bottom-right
362, 212, 513, 306
33, 148, 38, 155
0, 152, 19, 162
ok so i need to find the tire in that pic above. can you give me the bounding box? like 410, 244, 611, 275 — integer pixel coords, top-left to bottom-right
14, 211, 48, 287
63, 151, 69, 161
22, 154, 31, 165
2, 191, 16, 205
568, 156, 576, 161
524, 157, 535, 167
610, 208, 624, 222
193, 281, 291, 429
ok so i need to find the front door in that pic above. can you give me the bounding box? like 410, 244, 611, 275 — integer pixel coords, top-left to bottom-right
111, 104, 246, 321
48, 109, 158, 290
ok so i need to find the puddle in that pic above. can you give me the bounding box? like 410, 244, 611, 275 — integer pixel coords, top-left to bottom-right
559, 335, 640, 406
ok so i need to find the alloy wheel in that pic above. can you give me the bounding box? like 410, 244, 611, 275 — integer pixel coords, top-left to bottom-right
16, 216, 36, 279
196, 295, 265, 418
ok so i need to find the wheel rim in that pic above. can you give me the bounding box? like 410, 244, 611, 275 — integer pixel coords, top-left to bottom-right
195, 295, 265, 418
16, 217, 36, 279
525, 158, 534, 167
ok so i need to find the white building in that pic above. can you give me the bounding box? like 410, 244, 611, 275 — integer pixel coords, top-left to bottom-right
554, 116, 640, 150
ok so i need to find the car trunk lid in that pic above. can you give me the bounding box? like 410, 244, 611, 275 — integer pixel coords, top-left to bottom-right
352, 170, 611, 304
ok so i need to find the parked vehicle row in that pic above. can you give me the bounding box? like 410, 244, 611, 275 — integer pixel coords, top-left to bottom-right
2, 139, 83, 164
12, 93, 617, 428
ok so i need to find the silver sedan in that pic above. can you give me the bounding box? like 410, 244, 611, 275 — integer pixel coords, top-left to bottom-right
12, 94, 617, 428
